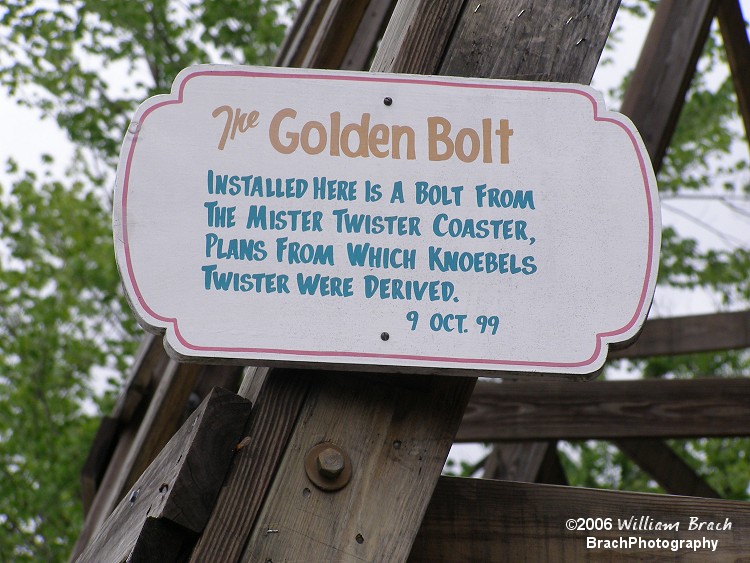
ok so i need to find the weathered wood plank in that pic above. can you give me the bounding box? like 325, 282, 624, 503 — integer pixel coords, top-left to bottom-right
70, 360, 202, 560
409, 477, 750, 561
610, 310, 750, 359
239, 372, 475, 563
620, 0, 718, 169
340, 0, 396, 70
442, 0, 622, 485
188, 369, 311, 562
370, 0, 464, 74
718, 0, 750, 142
76, 388, 251, 563
458, 378, 750, 442
274, 0, 327, 67
439, 0, 620, 82
616, 438, 721, 498
483, 441, 549, 481
80, 416, 119, 517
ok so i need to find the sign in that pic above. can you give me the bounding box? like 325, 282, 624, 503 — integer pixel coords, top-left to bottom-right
114, 65, 660, 376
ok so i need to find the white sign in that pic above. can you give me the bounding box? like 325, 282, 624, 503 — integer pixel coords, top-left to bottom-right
114, 65, 660, 377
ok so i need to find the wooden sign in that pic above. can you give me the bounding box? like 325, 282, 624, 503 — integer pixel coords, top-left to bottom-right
113, 65, 659, 376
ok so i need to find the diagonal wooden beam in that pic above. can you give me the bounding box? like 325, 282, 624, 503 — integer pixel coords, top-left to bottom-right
76, 389, 251, 563
620, 0, 718, 169
458, 377, 750, 443
275, 0, 397, 70
224, 3, 620, 562
409, 477, 750, 561
615, 438, 721, 498
717, 0, 750, 142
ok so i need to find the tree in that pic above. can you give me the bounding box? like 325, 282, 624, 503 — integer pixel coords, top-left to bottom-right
0, 1, 294, 559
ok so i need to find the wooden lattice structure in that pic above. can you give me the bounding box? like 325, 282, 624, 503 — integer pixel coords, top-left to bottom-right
70, 1, 750, 561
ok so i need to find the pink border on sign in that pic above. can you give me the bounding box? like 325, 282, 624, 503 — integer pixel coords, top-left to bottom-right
121, 68, 657, 370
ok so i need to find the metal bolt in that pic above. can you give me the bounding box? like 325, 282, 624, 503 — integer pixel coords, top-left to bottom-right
305, 442, 352, 491
381, 332, 390, 341
383, 97, 393, 106
317, 447, 345, 479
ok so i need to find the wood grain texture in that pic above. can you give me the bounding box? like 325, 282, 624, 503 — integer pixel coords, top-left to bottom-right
610, 310, 750, 359
615, 438, 720, 498
275, 0, 378, 70
341, 0, 396, 70
483, 441, 549, 481
301, 0, 373, 68
483, 441, 568, 485
440, 0, 620, 82
80, 416, 119, 517
409, 477, 750, 561
718, 0, 750, 142
240, 372, 475, 563
620, 0, 718, 169
274, 0, 327, 67
76, 388, 251, 563
369, 0, 465, 74
458, 378, 750, 442
189, 369, 311, 562
110, 334, 168, 424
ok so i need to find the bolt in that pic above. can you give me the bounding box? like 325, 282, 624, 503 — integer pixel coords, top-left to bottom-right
383, 97, 393, 106
317, 447, 345, 479
381, 332, 390, 341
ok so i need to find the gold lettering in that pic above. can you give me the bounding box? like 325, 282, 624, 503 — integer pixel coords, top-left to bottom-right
427, 116, 452, 161
268, 108, 298, 154
369, 124, 389, 158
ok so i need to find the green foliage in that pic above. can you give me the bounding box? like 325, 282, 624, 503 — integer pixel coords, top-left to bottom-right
0, 160, 140, 558
0, 0, 294, 166
0, 0, 294, 558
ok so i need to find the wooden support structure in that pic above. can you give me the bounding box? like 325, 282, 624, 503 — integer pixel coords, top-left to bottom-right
70, 1, 750, 561
410, 478, 750, 561
459, 377, 750, 442
620, 0, 718, 171
615, 438, 721, 498
718, 0, 750, 141
77, 388, 251, 562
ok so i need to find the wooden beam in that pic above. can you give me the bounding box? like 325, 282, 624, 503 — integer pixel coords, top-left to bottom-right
483, 441, 549, 481
620, 0, 718, 169
79, 416, 119, 517
276, 0, 388, 70
76, 388, 251, 563
717, 0, 750, 142
442, 0, 621, 485
409, 477, 750, 561
616, 438, 721, 498
610, 310, 750, 360
340, 0, 396, 70
239, 371, 475, 562
439, 0, 618, 81
188, 369, 311, 562
370, 0, 465, 74
457, 378, 750, 442
71, 360, 202, 560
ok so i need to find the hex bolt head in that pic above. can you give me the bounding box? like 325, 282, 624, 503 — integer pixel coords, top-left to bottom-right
317, 447, 345, 479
